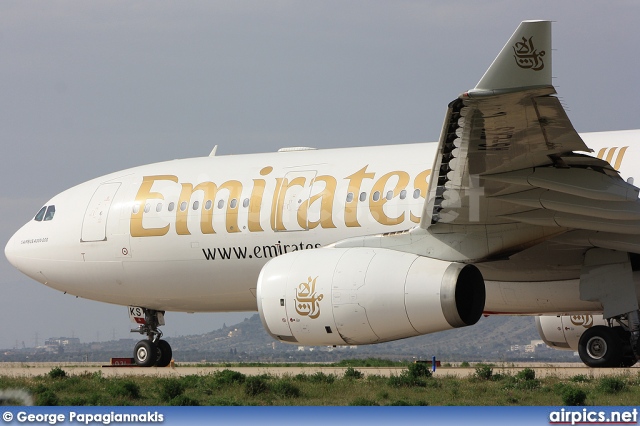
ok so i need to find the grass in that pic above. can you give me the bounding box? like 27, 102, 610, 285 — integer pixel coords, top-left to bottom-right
2, 366, 640, 406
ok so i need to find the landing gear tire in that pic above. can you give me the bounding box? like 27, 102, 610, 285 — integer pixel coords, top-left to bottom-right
155, 340, 172, 368
134, 340, 157, 367
130, 308, 169, 367
578, 325, 623, 368
613, 327, 638, 368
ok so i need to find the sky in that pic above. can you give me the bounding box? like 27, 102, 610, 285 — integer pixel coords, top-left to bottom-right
1, 1, 639, 350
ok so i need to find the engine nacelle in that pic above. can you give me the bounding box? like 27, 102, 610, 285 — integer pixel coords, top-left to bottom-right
257, 247, 485, 346
535, 315, 607, 351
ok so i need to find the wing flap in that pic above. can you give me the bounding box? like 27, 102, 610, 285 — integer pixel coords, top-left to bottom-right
422, 87, 592, 229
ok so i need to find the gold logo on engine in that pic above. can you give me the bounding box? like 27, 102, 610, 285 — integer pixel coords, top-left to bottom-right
570, 315, 594, 328
295, 276, 324, 319
513, 36, 545, 71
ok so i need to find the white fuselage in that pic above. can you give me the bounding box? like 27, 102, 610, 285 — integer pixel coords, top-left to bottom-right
5, 129, 640, 315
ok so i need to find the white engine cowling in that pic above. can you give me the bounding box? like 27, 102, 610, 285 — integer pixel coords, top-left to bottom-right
257, 247, 485, 345
535, 315, 607, 351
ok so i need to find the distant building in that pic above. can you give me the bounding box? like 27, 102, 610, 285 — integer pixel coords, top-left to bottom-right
510, 340, 546, 353
44, 337, 80, 348
44, 337, 81, 353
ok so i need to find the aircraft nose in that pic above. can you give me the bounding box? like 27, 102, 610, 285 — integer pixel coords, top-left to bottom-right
4, 220, 56, 285
4, 225, 35, 275
4, 220, 50, 278
4, 229, 20, 270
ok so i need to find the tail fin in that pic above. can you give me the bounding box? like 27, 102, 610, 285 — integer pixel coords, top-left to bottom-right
471, 20, 551, 95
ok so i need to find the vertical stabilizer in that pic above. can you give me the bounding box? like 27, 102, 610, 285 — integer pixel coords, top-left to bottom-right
472, 20, 551, 94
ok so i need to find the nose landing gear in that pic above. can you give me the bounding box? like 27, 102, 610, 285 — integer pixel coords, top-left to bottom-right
129, 307, 173, 367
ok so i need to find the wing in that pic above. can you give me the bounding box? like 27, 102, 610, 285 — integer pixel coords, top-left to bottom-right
335, 20, 639, 263
421, 20, 640, 258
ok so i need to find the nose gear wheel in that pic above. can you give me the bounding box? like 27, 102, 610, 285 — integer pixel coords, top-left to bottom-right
134, 340, 157, 367
130, 308, 172, 367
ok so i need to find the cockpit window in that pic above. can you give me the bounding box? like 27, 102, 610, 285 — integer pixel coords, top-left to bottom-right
34, 206, 47, 222
44, 205, 56, 221
34, 205, 56, 222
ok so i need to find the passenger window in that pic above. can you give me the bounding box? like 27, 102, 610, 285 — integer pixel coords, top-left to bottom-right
359, 192, 366, 202
230, 199, 238, 209
205, 200, 212, 210
156, 203, 162, 213
372, 191, 380, 202
346, 192, 354, 203
400, 190, 407, 200
193, 201, 200, 210
386, 190, 393, 200
243, 198, 250, 208
132, 204, 140, 214
218, 200, 225, 209
44, 205, 56, 221
34, 206, 47, 222
144, 203, 151, 213
168, 202, 175, 212
413, 189, 421, 199
180, 201, 187, 212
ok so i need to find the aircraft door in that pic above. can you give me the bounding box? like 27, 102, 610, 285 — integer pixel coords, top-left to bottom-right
81, 183, 121, 242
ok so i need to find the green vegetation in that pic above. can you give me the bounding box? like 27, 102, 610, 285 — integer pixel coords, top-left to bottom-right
2, 366, 640, 406
597, 377, 626, 394
159, 378, 185, 401
343, 367, 364, 380
244, 376, 269, 397
387, 362, 434, 388
47, 367, 67, 380
557, 384, 588, 406
474, 363, 494, 380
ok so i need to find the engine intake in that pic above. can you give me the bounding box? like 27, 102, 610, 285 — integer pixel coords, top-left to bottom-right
257, 247, 485, 346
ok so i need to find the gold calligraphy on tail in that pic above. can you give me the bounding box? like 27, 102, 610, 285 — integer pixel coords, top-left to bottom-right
512, 36, 545, 71
295, 276, 324, 319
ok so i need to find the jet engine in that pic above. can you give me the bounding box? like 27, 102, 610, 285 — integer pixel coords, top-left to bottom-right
257, 247, 485, 346
535, 315, 607, 351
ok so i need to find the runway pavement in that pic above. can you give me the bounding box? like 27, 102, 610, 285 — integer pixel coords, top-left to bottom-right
0, 362, 638, 378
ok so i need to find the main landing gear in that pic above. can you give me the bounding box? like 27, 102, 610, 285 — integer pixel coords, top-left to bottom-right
130, 308, 172, 367
578, 312, 639, 368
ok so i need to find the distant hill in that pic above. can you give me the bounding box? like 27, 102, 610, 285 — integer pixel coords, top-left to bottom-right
164, 313, 578, 363
1, 313, 578, 363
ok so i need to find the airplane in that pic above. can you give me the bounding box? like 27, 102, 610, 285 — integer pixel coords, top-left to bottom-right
5, 20, 640, 368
